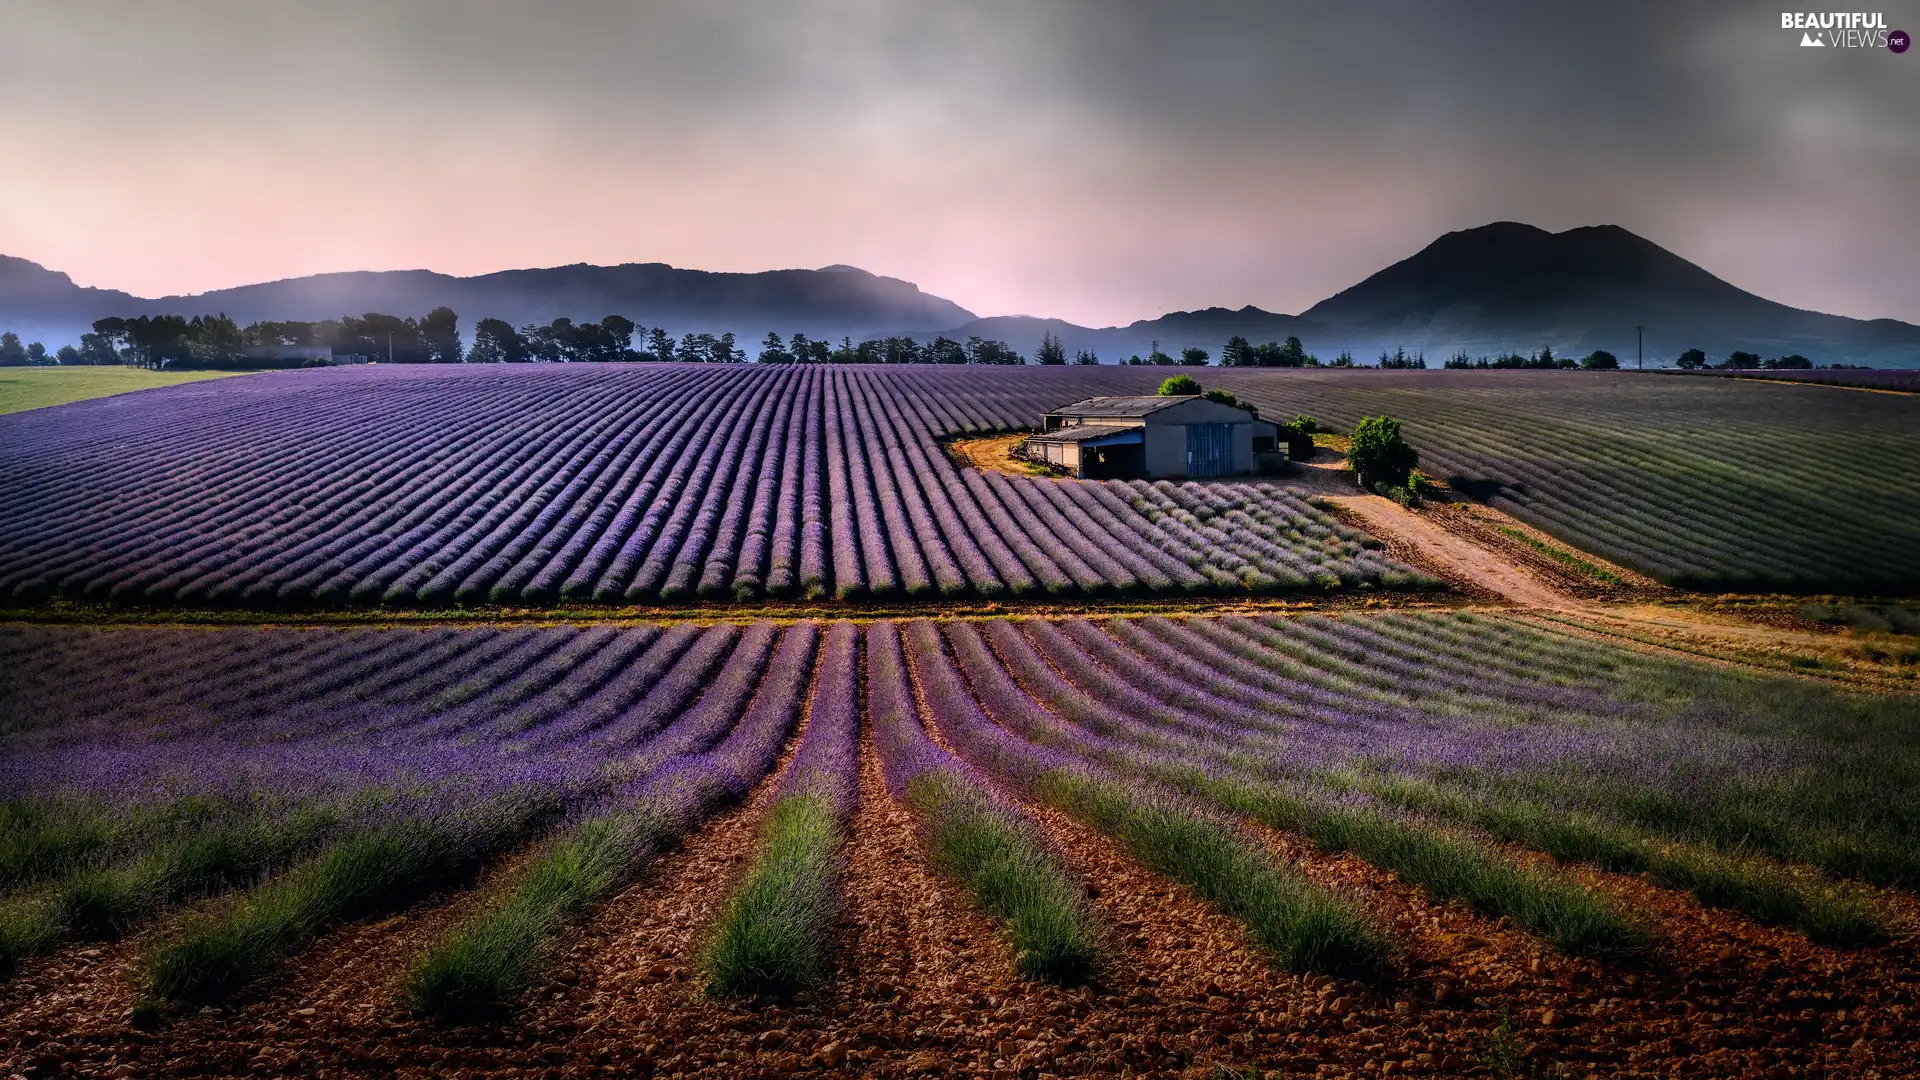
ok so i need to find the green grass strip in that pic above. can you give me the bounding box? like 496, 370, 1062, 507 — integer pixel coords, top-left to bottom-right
908, 773, 1102, 984
1216, 781, 1647, 958
0, 802, 117, 890
1497, 526, 1623, 584
1357, 774, 1888, 947
1, 808, 339, 976
147, 800, 549, 1006
1033, 769, 1390, 979
702, 794, 843, 997
406, 813, 664, 1021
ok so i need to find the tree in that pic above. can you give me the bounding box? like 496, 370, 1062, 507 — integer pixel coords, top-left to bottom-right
187, 313, 244, 364
94, 315, 192, 368
521, 321, 562, 362
25, 341, 49, 365
1720, 350, 1763, 369
965, 336, 1023, 365
1035, 330, 1067, 365
1346, 415, 1420, 491
926, 336, 966, 365
77, 332, 119, 365
55, 345, 80, 365
1073, 348, 1099, 365
1145, 340, 1175, 366
1220, 335, 1251, 367
648, 327, 676, 361
1675, 348, 1707, 370
1202, 388, 1254, 416
872, 336, 923, 363
601, 315, 636, 358
1278, 336, 1308, 367
0, 332, 26, 365
1329, 351, 1356, 368
420, 306, 462, 363
468, 318, 525, 363
1767, 354, 1812, 370
1277, 414, 1318, 460
1179, 346, 1210, 366
759, 332, 794, 364
672, 332, 716, 363
1157, 374, 1201, 396
1580, 349, 1619, 370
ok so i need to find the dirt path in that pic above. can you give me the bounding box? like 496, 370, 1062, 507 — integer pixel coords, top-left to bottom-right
1331, 493, 1569, 609
1280, 458, 1572, 610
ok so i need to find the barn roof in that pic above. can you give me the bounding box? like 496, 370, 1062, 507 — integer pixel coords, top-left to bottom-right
1046, 395, 1197, 418
1026, 424, 1144, 445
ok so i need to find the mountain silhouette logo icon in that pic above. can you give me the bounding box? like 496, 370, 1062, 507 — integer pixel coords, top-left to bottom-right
1800, 31, 1824, 46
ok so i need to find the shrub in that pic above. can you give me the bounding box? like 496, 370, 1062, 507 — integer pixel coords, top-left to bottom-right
1347, 416, 1419, 490
1157, 374, 1201, 396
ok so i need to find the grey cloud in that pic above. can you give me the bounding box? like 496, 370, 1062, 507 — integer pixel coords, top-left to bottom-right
0, 0, 1914, 322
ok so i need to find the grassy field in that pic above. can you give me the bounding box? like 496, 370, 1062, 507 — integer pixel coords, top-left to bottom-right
0, 367, 246, 415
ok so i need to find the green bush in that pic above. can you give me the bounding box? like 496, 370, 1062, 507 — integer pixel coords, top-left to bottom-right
1157, 374, 1201, 396
1346, 416, 1419, 490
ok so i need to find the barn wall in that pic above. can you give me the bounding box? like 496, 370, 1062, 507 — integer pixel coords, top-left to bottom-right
1143, 423, 1189, 478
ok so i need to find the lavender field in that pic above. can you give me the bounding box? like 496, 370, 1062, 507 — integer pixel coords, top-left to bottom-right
0, 365, 1424, 607
1200, 369, 1920, 591
2, 363, 1914, 608
6, 613, 1913, 995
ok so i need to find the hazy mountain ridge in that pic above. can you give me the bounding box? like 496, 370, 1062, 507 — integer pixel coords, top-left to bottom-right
0, 260, 976, 347
5, 223, 1917, 365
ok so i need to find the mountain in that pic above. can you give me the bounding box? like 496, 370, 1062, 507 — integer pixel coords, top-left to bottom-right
0, 260, 975, 347
0, 257, 139, 340
1294, 222, 1920, 365
915, 225, 1920, 365
4, 223, 1916, 365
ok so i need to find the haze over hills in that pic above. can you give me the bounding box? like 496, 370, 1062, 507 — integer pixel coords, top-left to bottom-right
3, 223, 1917, 365
0, 260, 976, 350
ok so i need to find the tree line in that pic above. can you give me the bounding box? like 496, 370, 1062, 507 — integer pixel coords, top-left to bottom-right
0, 316, 1868, 374
0, 310, 1042, 370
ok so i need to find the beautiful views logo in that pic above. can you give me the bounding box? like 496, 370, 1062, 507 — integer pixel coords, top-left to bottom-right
1780, 11, 1907, 48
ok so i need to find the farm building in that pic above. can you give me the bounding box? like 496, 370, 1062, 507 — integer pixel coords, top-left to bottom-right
1027, 395, 1283, 480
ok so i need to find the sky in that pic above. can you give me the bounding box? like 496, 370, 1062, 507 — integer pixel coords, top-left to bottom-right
1, 0, 1915, 327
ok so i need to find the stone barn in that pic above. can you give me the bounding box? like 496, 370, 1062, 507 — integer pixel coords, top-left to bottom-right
1026, 395, 1282, 480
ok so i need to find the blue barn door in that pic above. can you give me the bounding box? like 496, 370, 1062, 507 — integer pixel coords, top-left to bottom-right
1186, 423, 1233, 477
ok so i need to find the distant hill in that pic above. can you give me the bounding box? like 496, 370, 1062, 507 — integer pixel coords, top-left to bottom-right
0, 260, 975, 347
1292, 222, 1920, 365
4, 223, 1917, 365
909, 224, 1920, 366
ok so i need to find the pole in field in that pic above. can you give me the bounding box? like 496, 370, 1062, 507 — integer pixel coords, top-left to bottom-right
1635, 325, 1645, 370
